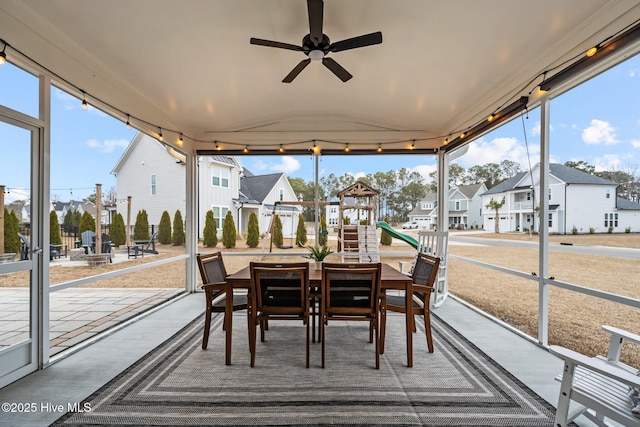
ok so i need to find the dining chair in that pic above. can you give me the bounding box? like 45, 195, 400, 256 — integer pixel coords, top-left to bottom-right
380, 252, 440, 354
321, 262, 382, 369
249, 262, 310, 368
197, 252, 248, 351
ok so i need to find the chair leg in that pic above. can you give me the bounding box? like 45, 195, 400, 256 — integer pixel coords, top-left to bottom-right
260, 320, 266, 342
249, 314, 257, 367
369, 319, 374, 343
424, 312, 434, 353
305, 317, 310, 368
202, 310, 212, 350
374, 317, 380, 369
379, 304, 386, 354
321, 317, 326, 369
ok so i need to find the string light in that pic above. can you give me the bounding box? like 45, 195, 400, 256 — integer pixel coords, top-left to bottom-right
410, 140, 415, 150
377, 144, 383, 153
586, 46, 598, 57
0, 42, 6, 66
344, 143, 350, 152
126, 115, 131, 129
81, 91, 88, 110
158, 127, 163, 141
179, 133, 184, 144
243, 145, 249, 153
487, 113, 495, 122
459, 132, 466, 139
279, 144, 285, 153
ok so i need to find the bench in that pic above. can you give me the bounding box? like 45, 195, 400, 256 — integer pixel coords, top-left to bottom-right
551, 325, 640, 427
127, 244, 144, 259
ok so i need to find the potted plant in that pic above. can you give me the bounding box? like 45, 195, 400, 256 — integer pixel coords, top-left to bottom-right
306, 245, 333, 270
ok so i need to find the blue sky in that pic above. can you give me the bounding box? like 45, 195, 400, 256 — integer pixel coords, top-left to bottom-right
1, 54, 639, 203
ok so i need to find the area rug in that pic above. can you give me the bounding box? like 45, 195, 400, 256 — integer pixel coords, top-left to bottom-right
52, 312, 562, 426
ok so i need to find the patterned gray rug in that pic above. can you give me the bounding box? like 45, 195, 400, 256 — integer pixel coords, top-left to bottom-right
52, 312, 561, 426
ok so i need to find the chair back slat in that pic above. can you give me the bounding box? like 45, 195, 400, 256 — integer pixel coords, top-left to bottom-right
412, 253, 440, 287
322, 262, 381, 312
250, 262, 309, 310
197, 252, 228, 284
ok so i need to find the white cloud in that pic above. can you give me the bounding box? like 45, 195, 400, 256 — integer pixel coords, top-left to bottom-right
410, 164, 437, 181
458, 136, 539, 169
530, 121, 554, 137
86, 138, 129, 153
593, 154, 622, 172
270, 156, 301, 174
632, 139, 640, 148
581, 119, 619, 145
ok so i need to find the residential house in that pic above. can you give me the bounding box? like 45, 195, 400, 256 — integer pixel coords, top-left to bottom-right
407, 192, 437, 229
480, 163, 640, 233
111, 132, 300, 239
236, 170, 301, 240
408, 183, 487, 230
325, 196, 365, 228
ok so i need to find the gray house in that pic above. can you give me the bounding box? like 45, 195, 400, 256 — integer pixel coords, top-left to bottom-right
408, 183, 487, 229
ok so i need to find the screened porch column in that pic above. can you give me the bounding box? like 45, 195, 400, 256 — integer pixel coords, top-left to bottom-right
537, 97, 551, 346
185, 150, 198, 293
437, 149, 449, 232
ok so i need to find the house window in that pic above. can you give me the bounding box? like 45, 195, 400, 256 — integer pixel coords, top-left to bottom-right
151, 174, 157, 195
212, 206, 229, 229
548, 188, 552, 200
606, 189, 611, 199
279, 188, 284, 201
211, 165, 229, 188
548, 213, 552, 227
605, 213, 618, 228
527, 192, 531, 201
455, 201, 460, 210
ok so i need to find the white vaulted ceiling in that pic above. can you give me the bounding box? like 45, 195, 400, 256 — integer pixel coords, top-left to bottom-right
1, 0, 640, 154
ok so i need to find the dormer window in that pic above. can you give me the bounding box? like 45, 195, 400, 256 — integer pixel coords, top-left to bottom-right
212, 165, 229, 188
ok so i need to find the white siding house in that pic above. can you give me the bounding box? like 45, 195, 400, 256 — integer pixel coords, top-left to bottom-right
112, 132, 300, 239
407, 192, 437, 229
480, 163, 640, 233
237, 171, 301, 240
111, 133, 187, 230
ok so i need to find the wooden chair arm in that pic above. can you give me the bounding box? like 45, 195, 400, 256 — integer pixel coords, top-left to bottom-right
550, 345, 640, 389
412, 284, 434, 294
201, 282, 227, 292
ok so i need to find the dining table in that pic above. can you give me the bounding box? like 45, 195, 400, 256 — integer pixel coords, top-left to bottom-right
223, 262, 415, 367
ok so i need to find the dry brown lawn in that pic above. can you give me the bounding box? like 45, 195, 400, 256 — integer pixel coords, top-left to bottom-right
2, 231, 639, 367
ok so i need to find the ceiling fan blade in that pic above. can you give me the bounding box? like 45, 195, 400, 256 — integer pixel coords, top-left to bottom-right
329, 31, 383, 52
283, 59, 311, 83
322, 57, 352, 82
307, 0, 324, 46
250, 38, 303, 52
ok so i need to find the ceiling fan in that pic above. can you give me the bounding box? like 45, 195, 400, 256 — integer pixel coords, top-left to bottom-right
250, 0, 382, 83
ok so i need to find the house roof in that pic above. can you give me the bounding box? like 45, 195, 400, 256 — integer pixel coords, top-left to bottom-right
240, 173, 285, 204
3, 2, 638, 156
482, 164, 617, 196
482, 172, 529, 195
617, 197, 640, 210
548, 163, 616, 185
454, 183, 486, 199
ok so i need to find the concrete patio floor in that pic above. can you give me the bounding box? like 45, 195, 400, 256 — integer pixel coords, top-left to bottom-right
0, 292, 609, 426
